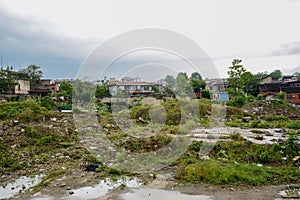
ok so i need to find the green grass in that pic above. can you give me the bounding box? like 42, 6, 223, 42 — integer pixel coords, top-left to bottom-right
0, 100, 51, 122
174, 139, 300, 186
176, 160, 300, 185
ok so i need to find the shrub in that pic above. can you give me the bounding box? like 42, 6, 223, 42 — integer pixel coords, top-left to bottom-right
286, 120, 300, 129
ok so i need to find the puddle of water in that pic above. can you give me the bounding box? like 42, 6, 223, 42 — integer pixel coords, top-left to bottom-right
121, 188, 212, 200
0, 174, 44, 200
63, 177, 142, 200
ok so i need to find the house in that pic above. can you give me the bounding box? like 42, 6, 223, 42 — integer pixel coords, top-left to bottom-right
108, 77, 158, 96
259, 80, 300, 104
205, 78, 228, 100
258, 81, 282, 100
14, 80, 30, 95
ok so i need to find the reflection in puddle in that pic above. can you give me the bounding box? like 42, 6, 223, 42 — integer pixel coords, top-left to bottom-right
63, 177, 142, 200
121, 188, 212, 200
0, 174, 44, 200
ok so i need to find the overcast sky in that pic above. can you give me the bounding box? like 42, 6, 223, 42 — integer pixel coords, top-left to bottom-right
1, 0, 300, 80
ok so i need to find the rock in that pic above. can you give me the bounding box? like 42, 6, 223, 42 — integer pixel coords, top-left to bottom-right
84, 164, 100, 172
254, 135, 264, 140
20, 129, 25, 133
60, 182, 66, 187
138, 117, 148, 124
67, 186, 71, 190
242, 116, 252, 122
13, 120, 19, 125
51, 118, 57, 122
69, 191, 74, 195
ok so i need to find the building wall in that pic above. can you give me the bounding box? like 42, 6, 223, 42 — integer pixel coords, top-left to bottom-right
14, 80, 30, 94
286, 93, 300, 104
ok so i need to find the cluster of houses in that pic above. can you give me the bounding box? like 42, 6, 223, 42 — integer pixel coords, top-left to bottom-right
0, 78, 74, 101
2, 73, 300, 105
259, 75, 300, 105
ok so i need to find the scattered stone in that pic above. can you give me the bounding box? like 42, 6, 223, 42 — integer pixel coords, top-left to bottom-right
20, 129, 25, 133
84, 164, 100, 172
69, 190, 74, 195
50, 118, 57, 122
60, 182, 66, 187
254, 135, 264, 140
67, 186, 71, 190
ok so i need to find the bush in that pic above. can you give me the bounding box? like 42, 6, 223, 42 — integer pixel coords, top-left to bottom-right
286, 120, 300, 129
0, 100, 50, 122
40, 95, 54, 110
256, 94, 263, 100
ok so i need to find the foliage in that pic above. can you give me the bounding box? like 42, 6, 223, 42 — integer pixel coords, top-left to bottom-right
201, 89, 210, 99
0, 66, 17, 93
226, 59, 247, 108
269, 69, 282, 80
286, 120, 300, 129
175, 72, 192, 97
95, 79, 110, 98
241, 72, 260, 96
282, 130, 299, 161
40, 95, 54, 110
256, 94, 263, 100
164, 75, 176, 95
175, 140, 300, 185
189, 72, 206, 94
278, 92, 286, 101
0, 100, 50, 122
19, 64, 43, 89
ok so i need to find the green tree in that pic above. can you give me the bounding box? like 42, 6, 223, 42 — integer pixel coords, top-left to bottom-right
175, 72, 191, 97
189, 72, 206, 94
60, 81, 73, 97
201, 89, 210, 99
0, 66, 16, 93
226, 59, 247, 107
164, 75, 176, 95
191, 72, 202, 80
293, 72, 300, 79
269, 69, 282, 80
95, 79, 110, 98
241, 71, 260, 96
256, 71, 269, 79
20, 64, 43, 89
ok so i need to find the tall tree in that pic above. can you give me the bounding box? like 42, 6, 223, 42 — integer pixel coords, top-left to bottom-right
0, 66, 16, 93
241, 71, 260, 96
95, 79, 110, 98
175, 72, 191, 97
164, 75, 176, 95
269, 69, 282, 80
191, 72, 202, 80
189, 72, 206, 93
226, 59, 247, 107
20, 64, 43, 89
